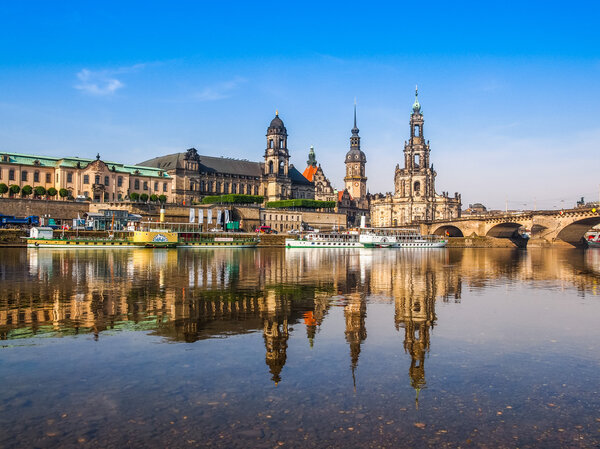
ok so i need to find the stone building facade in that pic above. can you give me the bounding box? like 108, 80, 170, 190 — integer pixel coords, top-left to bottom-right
370, 89, 461, 227
0, 152, 172, 202
139, 113, 313, 205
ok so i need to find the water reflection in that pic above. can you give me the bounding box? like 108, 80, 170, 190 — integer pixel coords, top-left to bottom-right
1, 248, 599, 388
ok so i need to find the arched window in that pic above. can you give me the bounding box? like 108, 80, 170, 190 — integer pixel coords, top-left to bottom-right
414, 181, 420, 195
269, 140, 273, 149
414, 154, 420, 168
279, 161, 284, 175
414, 125, 420, 137
279, 140, 283, 149
269, 161, 274, 174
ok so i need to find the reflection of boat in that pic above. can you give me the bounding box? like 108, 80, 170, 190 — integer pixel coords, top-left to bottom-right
359, 228, 447, 249
285, 232, 363, 248
26, 227, 178, 248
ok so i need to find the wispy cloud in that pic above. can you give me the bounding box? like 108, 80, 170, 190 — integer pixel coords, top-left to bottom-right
74, 64, 147, 96
195, 77, 246, 101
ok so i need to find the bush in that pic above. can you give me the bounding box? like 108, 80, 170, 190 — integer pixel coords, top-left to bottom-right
34, 186, 46, 197
129, 192, 140, 202
158, 194, 167, 204
47, 187, 58, 197
140, 193, 149, 202
202, 194, 264, 204
9, 184, 20, 196
59, 188, 69, 199
0, 183, 8, 196
21, 185, 33, 197
150, 194, 159, 202
265, 199, 336, 209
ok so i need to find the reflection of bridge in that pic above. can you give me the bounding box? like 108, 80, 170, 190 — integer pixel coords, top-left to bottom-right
422, 208, 600, 247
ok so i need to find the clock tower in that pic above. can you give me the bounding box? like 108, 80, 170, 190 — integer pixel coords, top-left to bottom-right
344, 102, 367, 203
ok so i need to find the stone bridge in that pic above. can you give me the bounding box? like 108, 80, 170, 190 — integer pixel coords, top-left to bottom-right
420, 208, 600, 247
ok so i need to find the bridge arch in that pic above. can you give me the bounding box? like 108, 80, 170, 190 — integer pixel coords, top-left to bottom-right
486, 222, 524, 239
556, 216, 600, 247
432, 225, 464, 237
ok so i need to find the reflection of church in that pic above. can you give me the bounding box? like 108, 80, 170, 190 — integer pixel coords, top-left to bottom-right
344, 293, 367, 388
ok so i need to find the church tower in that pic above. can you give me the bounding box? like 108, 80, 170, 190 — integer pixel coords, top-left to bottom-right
344, 102, 367, 203
264, 111, 292, 201
393, 87, 437, 222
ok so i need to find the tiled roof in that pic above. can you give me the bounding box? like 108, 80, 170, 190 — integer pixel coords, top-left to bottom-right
302, 165, 318, 182
0, 152, 170, 178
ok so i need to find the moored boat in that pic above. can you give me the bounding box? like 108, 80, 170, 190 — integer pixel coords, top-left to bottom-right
285, 232, 363, 248
26, 227, 178, 248
359, 228, 447, 248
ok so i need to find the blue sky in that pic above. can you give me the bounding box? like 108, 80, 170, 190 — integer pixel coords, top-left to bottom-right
1, 1, 599, 210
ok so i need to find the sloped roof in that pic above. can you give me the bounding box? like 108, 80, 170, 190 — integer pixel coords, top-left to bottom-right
302, 164, 318, 182
289, 166, 312, 185
0, 152, 170, 178
138, 152, 263, 178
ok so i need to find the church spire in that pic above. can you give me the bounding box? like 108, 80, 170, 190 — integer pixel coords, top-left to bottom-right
352, 98, 359, 136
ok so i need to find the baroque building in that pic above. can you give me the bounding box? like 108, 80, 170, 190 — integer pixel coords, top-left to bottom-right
343, 103, 368, 210
370, 89, 461, 227
0, 152, 172, 203
139, 112, 313, 205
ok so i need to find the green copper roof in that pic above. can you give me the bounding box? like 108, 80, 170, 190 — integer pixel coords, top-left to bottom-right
0, 152, 170, 178
412, 86, 421, 114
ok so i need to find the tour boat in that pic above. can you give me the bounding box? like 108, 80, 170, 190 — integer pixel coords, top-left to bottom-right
285, 229, 447, 249
586, 232, 600, 248
26, 227, 178, 248
359, 228, 447, 248
178, 232, 258, 248
285, 232, 363, 248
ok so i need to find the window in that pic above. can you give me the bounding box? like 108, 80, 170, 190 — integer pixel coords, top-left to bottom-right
224, 183, 229, 194
162, 182, 167, 192
34, 171, 39, 183
268, 161, 274, 174
414, 181, 421, 195
21, 170, 28, 181
117, 176, 123, 187
83, 175, 89, 185
154, 181, 158, 191
45, 173, 51, 183
67, 172, 73, 183
143, 181, 148, 190
269, 140, 273, 149
134, 179, 140, 190
104, 176, 109, 186
279, 140, 283, 149
254, 186, 258, 195
414, 125, 420, 137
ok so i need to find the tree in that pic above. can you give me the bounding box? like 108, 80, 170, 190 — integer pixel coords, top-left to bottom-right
9, 185, 20, 196
140, 193, 149, 202
129, 192, 140, 202
59, 188, 69, 200
0, 183, 8, 197
47, 187, 58, 198
34, 186, 46, 197
150, 194, 158, 202
158, 194, 167, 204
21, 185, 33, 197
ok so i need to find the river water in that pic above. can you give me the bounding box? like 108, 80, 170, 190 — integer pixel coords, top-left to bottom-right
0, 247, 599, 448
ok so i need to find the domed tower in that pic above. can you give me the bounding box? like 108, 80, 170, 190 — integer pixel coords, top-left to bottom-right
264, 111, 292, 201
344, 102, 367, 203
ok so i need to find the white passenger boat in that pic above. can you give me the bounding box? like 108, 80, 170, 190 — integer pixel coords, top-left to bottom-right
286, 228, 447, 249
285, 232, 363, 248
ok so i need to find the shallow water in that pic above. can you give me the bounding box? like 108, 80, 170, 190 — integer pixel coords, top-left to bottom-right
0, 247, 599, 448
